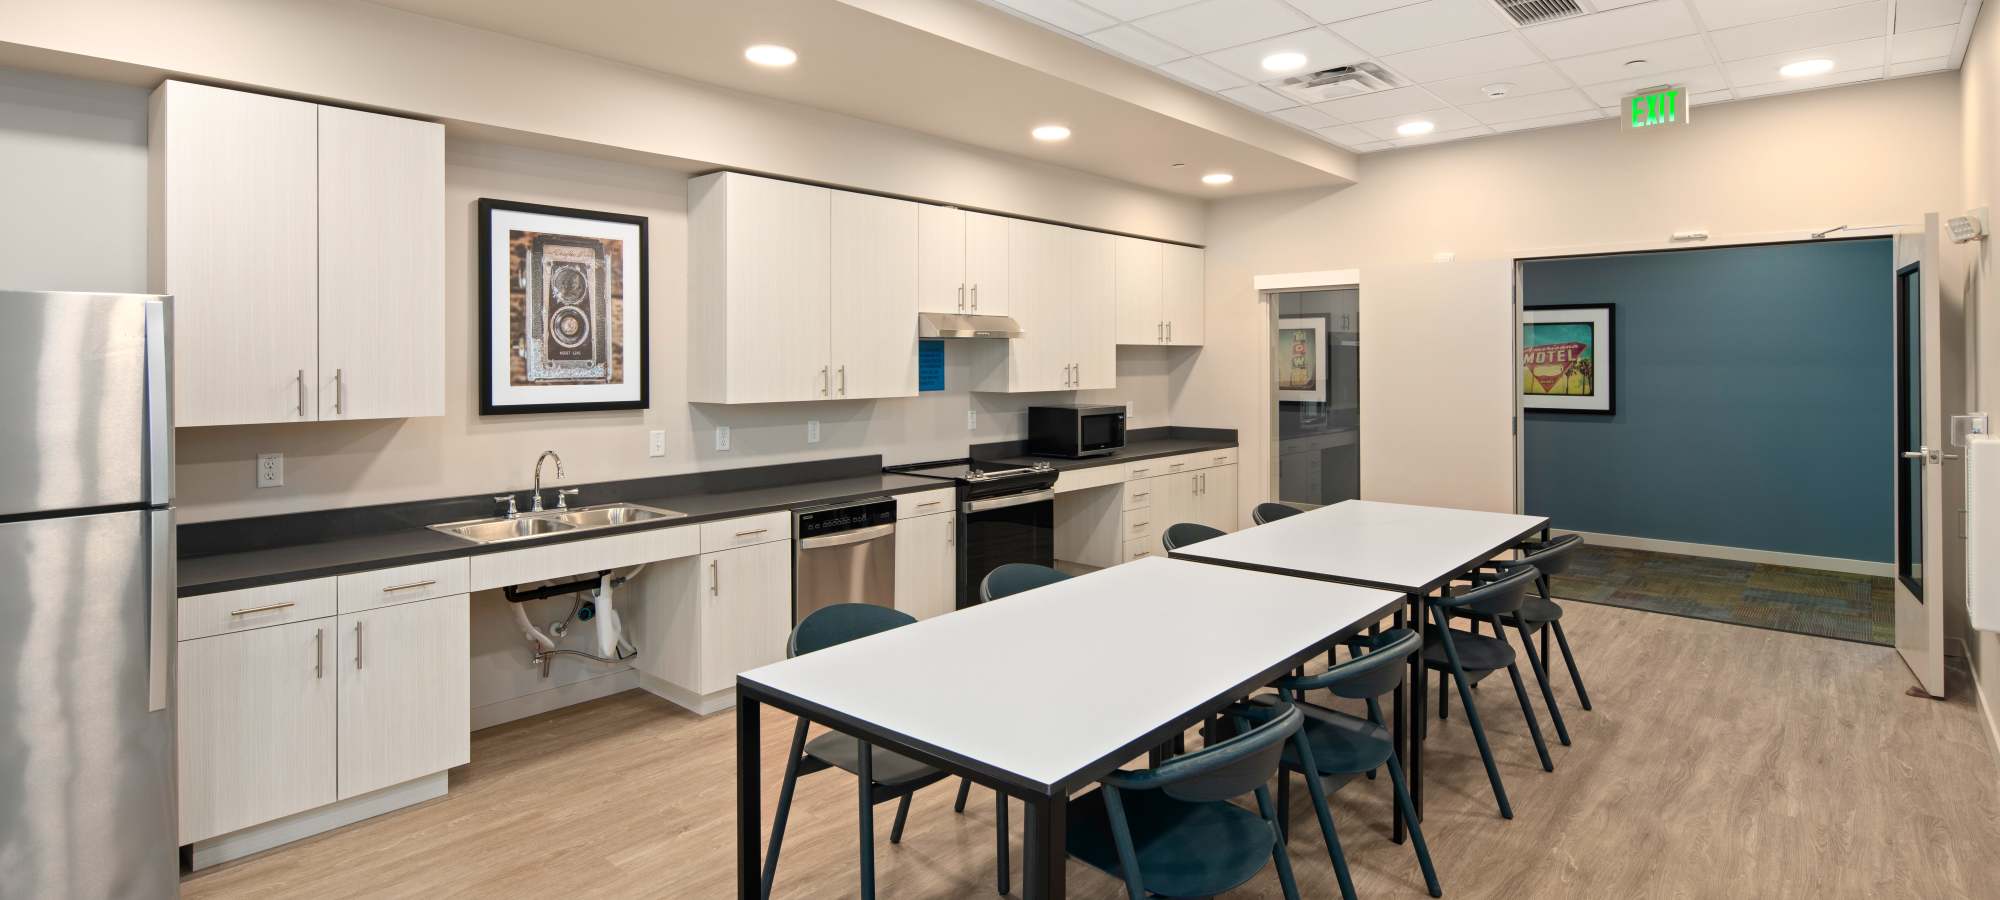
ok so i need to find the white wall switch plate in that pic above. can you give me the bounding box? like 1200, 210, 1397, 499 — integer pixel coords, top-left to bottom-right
256, 453, 283, 488
1433, 251, 1456, 263
807, 420, 821, 444
648, 429, 666, 457
715, 425, 731, 451
966, 410, 977, 431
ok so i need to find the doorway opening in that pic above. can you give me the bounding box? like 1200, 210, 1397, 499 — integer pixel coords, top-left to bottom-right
1270, 286, 1359, 510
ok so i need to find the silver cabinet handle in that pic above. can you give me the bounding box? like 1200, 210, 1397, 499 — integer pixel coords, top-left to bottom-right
947, 517, 954, 547
799, 523, 896, 549
315, 627, 324, 680
383, 579, 435, 593
354, 621, 363, 670
1216, 455, 1230, 463
1130, 468, 1150, 477
1132, 492, 1149, 500
963, 489, 1056, 514
332, 368, 343, 415
710, 559, 720, 596
971, 283, 978, 310
958, 284, 966, 312
735, 528, 769, 537
1130, 520, 1149, 528
230, 600, 295, 617
1158, 321, 1164, 343
915, 500, 942, 508
820, 365, 830, 397
296, 369, 306, 416
1167, 321, 1173, 342
838, 365, 847, 395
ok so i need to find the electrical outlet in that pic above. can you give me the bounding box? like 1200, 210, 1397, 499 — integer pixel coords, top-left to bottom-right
807, 420, 821, 444
256, 453, 283, 488
715, 425, 731, 451
966, 410, 977, 431
648, 429, 666, 458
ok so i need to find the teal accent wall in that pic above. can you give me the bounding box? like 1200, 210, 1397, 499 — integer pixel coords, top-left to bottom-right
1522, 239, 1893, 562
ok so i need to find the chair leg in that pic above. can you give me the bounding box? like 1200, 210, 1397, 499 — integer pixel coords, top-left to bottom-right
1437, 666, 1450, 721
1385, 752, 1442, 898
995, 790, 1010, 896
1431, 604, 1512, 819
1276, 768, 1292, 842
857, 742, 876, 900
954, 777, 971, 813
1489, 616, 1553, 773
760, 719, 811, 900
1101, 786, 1148, 900
1511, 617, 1571, 748
1254, 785, 1305, 900
889, 792, 912, 844
1552, 620, 1593, 711
1289, 735, 1358, 900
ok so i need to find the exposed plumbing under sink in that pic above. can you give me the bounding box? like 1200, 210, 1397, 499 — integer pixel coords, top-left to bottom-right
507, 564, 647, 677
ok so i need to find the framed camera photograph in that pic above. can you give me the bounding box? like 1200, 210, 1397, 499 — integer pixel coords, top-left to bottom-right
1522, 304, 1614, 414
479, 199, 649, 414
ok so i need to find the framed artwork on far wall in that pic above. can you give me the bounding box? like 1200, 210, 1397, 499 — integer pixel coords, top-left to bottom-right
479, 198, 649, 415
1276, 315, 1330, 404
1522, 304, 1614, 414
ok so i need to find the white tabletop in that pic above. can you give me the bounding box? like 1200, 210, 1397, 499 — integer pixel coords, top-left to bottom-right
1169, 500, 1548, 594
737, 556, 1401, 794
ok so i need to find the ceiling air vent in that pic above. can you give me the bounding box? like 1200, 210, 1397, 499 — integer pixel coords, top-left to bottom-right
1271, 62, 1401, 105
1493, 0, 1587, 27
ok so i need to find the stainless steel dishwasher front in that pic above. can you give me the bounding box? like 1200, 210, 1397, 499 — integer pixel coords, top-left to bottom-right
793, 496, 897, 623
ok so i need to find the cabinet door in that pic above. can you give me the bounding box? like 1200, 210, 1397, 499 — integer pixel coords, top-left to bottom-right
1162, 470, 1203, 541
317, 105, 445, 421
965, 211, 1011, 316
153, 81, 319, 426
1005, 219, 1071, 392
1115, 236, 1163, 345
337, 594, 469, 800
1161, 243, 1205, 346
177, 618, 337, 843
699, 540, 793, 694
894, 512, 957, 620
691, 173, 832, 403
917, 204, 967, 314
1200, 464, 1239, 532
1070, 230, 1119, 389
831, 192, 920, 399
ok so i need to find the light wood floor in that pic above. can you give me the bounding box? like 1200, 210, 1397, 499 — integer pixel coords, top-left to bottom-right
182, 601, 2000, 899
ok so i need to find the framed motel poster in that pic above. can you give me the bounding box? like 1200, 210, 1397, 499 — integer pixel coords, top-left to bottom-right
1522, 304, 1614, 414
479, 198, 649, 414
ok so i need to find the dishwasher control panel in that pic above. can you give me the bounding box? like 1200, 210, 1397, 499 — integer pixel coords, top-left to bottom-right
796, 497, 897, 539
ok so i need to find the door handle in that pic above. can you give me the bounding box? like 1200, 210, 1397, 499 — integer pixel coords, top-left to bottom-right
230, 601, 296, 616
821, 365, 829, 397
354, 621, 364, 671
382, 579, 436, 593
1167, 321, 1173, 342
947, 518, 954, 547
315, 627, 324, 680
1158, 321, 1165, 343
971, 284, 978, 310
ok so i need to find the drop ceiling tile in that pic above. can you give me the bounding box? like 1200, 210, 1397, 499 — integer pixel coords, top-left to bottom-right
1311, 84, 1447, 121
1130, 0, 1313, 54
1423, 63, 1575, 106
1553, 34, 1716, 84
1326, 0, 1508, 56
1733, 64, 1880, 96
1895, 0, 1964, 32
1285, 0, 1427, 22
1350, 140, 1394, 152
1591, 0, 1658, 8
1460, 88, 1596, 123
1688, 0, 1862, 30
1352, 106, 1479, 139
1159, 55, 1253, 88
1220, 84, 1300, 110
1890, 25, 1957, 62
1078, 0, 1203, 19
1490, 108, 1605, 133
1888, 55, 1950, 76
1724, 35, 1887, 86
1392, 124, 1494, 147
1520, 1, 1700, 60
1314, 123, 1376, 144
1380, 31, 1542, 82
1691, 88, 1734, 105
1271, 105, 1341, 127
1579, 64, 1731, 105
1707, 2, 1886, 62
1087, 24, 1193, 63
1203, 28, 1370, 80
991, 0, 1118, 33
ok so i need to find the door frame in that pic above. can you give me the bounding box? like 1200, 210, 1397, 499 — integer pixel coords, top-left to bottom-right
1255, 270, 1360, 507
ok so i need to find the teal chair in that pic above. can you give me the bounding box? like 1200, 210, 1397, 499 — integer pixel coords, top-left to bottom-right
1067, 702, 1309, 900
1252, 502, 1303, 524
1426, 566, 1555, 822
1162, 521, 1225, 551
1484, 535, 1592, 712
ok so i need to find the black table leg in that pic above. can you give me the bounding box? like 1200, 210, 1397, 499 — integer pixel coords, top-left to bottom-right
737, 694, 762, 900
1391, 597, 1410, 844
1410, 590, 1430, 820
1024, 792, 1068, 899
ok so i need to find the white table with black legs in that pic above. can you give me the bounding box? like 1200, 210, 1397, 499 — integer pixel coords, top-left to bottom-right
1166, 499, 1550, 841
734, 556, 1403, 899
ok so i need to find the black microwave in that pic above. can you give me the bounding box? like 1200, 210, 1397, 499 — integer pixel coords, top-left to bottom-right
1027, 404, 1127, 458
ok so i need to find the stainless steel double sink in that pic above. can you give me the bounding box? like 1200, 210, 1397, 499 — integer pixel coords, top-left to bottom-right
429, 503, 685, 545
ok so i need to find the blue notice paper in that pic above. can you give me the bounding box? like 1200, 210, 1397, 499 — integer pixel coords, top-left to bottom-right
919, 340, 945, 392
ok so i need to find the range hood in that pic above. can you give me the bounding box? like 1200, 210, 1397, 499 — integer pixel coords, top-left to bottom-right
919, 312, 1022, 339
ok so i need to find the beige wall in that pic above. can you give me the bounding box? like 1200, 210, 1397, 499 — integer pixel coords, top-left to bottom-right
1186, 74, 1964, 532
1959, 3, 2000, 744
0, 68, 148, 292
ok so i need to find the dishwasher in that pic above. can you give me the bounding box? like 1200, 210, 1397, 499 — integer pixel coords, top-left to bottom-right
793, 496, 897, 624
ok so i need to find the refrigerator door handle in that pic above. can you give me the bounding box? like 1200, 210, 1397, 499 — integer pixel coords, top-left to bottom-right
147, 509, 173, 712
144, 299, 173, 507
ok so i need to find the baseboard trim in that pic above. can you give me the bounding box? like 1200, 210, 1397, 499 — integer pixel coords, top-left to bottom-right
1557, 530, 1893, 578
188, 771, 448, 871
1965, 649, 2000, 764
471, 667, 639, 731
637, 673, 735, 716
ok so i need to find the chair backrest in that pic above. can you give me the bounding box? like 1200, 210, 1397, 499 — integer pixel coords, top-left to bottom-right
1278, 629, 1417, 700
1517, 533, 1582, 578
1440, 565, 1537, 617
1103, 702, 1302, 803
1251, 503, 1302, 525
1162, 522, 1225, 551
980, 563, 1071, 603
788, 603, 916, 658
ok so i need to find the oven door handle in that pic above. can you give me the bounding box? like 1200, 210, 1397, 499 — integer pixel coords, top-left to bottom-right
798, 523, 897, 550
962, 489, 1057, 514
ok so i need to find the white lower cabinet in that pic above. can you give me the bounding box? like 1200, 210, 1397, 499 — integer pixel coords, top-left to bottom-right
177, 617, 337, 844
894, 511, 957, 620
697, 540, 794, 695
1113, 454, 1238, 563
1198, 464, 1239, 532
336, 594, 470, 799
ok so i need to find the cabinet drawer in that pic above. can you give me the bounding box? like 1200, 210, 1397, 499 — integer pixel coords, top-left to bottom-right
1158, 454, 1199, 476
895, 488, 956, 520
1199, 448, 1238, 469
1054, 464, 1123, 494
1123, 537, 1156, 564
1122, 510, 1156, 544
337, 558, 468, 613
1122, 479, 1155, 512
179, 578, 337, 642
700, 511, 791, 553
1124, 460, 1164, 481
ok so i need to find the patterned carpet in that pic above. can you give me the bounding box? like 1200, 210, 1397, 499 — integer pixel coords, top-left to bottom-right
1550, 544, 1894, 646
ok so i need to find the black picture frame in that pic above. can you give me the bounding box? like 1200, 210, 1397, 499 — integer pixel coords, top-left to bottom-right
478, 198, 650, 415
1522, 302, 1616, 416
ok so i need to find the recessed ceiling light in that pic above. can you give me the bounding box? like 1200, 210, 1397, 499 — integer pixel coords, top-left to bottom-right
1396, 120, 1436, 137
1031, 124, 1072, 142
1201, 172, 1234, 185
1779, 58, 1835, 79
1261, 51, 1308, 73
744, 44, 797, 67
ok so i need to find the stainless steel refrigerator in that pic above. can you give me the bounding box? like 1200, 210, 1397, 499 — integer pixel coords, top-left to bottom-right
0, 290, 178, 898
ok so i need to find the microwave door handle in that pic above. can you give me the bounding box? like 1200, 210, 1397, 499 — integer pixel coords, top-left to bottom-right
963, 489, 1057, 514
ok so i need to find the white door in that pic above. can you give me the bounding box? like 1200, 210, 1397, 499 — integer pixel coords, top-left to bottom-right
317, 105, 445, 421
1115, 236, 1163, 344
831, 192, 920, 399
965, 211, 1011, 316
894, 513, 957, 620
1071, 230, 1119, 389
1365, 261, 1516, 512
1007, 219, 1071, 392
1161, 243, 1205, 346
699, 541, 793, 694
1894, 214, 1947, 698
337, 594, 470, 799
176, 619, 337, 843
917, 205, 967, 314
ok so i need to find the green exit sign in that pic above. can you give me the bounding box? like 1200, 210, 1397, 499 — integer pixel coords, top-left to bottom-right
1624, 86, 1689, 130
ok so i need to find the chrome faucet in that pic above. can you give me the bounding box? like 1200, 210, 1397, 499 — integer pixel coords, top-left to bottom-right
531, 450, 564, 512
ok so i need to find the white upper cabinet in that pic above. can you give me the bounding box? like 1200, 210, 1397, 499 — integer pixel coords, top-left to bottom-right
1071, 230, 1118, 390
1113, 235, 1204, 347
970, 223, 1119, 393
964, 211, 1011, 316
1161, 243, 1205, 346
152, 80, 444, 427
317, 105, 445, 421
689, 172, 834, 404
917, 204, 967, 314
830, 191, 920, 399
